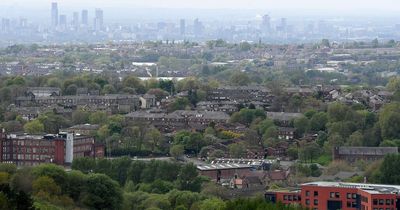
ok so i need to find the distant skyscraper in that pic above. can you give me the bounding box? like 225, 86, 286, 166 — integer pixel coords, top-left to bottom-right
59, 15, 67, 28
1, 18, 10, 32
193, 18, 203, 37
180, 19, 186, 35
81, 10, 88, 26
73, 12, 79, 28
280, 18, 287, 32
51, 2, 58, 27
19, 18, 27, 28
94, 9, 104, 31
261, 14, 271, 33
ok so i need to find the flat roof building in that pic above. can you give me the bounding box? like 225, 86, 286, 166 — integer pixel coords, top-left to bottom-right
266, 181, 400, 210
0, 132, 104, 167
196, 163, 253, 182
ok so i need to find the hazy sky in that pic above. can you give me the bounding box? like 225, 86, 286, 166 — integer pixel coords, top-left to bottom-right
0, 0, 399, 10
1, 0, 400, 21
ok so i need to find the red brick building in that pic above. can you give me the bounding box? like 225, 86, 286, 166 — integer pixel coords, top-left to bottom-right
265, 182, 400, 210
0, 132, 104, 166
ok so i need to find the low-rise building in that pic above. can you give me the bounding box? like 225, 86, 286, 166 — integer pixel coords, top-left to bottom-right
126, 110, 230, 132
15, 94, 153, 114
26, 87, 61, 97
0, 132, 104, 166
277, 127, 296, 140
196, 163, 254, 182
333, 147, 398, 162
266, 182, 400, 210
266, 112, 304, 127
196, 101, 239, 114
61, 124, 100, 136
207, 86, 273, 103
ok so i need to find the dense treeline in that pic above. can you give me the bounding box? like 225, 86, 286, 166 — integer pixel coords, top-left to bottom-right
0, 159, 309, 210
72, 157, 204, 192
367, 154, 400, 185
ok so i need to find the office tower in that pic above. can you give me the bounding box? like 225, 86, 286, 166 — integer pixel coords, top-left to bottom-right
51, 2, 58, 27
81, 10, 88, 26
157, 22, 167, 31
280, 18, 287, 31
276, 18, 287, 32
94, 9, 104, 31
19, 18, 27, 28
59, 15, 67, 29
180, 19, 186, 35
193, 18, 203, 37
1, 18, 10, 32
261, 14, 271, 33
73, 12, 79, 28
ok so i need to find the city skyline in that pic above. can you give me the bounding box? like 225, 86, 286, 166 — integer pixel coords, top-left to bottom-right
1, 1, 400, 46
1, 0, 400, 20
0, 0, 400, 11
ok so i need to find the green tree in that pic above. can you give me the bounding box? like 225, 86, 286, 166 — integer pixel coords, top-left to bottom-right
147, 88, 169, 101
10, 167, 34, 194
325, 133, 345, 154
177, 164, 202, 192
32, 164, 67, 191
82, 174, 123, 210
102, 84, 116, 94
239, 42, 252, 51
229, 72, 250, 86
66, 170, 87, 202
299, 142, 321, 163
199, 198, 226, 210
347, 131, 363, 146
287, 146, 299, 160
0, 163, 17, 175
379, 154, 400, 184
328, 102, 351, 122
23, 119, 44, 134
65, 84, 78, 95
294, 117, 309, 137
89, 111, 108, 125
230, 108, 265, 125
111, 157, 132, 185
387, 77, 400, 91
127, 161, 146, 184
32, 176, 61, 196
71, 157, 96, 174
257, 119, 275, 135
37, 111, 70, 134
72, 110, 90, 124
321, 39, 330, 48
168, 97, 190, 111
379, 103, 400, 140
170, 145, 185, 160
140, 194, 171, 210
145, 128, 163, 152
372, 38, 379, 48
228, 143, 246, 158
309, 112, 328, 131
263, 126, 278, 140
122, 76, 145, 94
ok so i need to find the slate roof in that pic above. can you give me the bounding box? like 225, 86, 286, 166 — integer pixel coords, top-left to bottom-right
338, 147, 398, 156
266, 112, 304, 121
